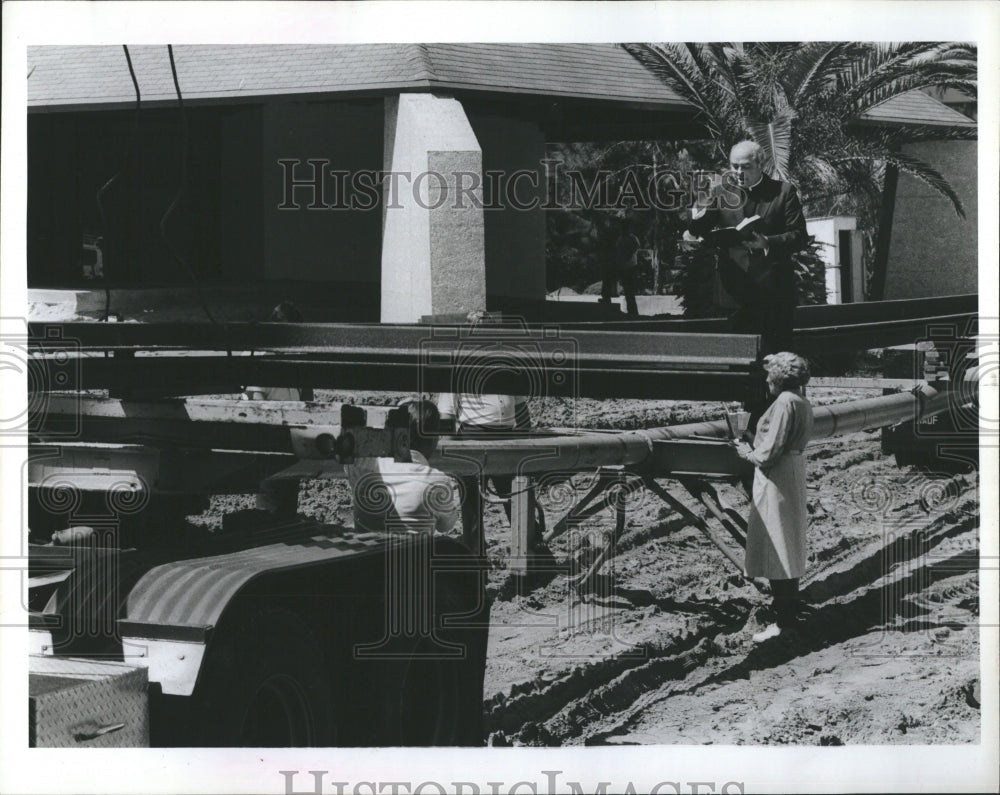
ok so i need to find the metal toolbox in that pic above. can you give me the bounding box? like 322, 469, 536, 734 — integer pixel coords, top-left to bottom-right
29, 656, 149, 747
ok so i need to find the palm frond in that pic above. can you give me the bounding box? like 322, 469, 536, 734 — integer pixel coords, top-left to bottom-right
796, 153, 842, 190
936, 42, 977, 61
831, 148, 966, 218
741, 48, 788, 118
747, 107, 796, 180
842, 42, 976, 108
785, 42, 863, 105
621, 43, 729, 147
836, 42, 929, 97
702, 42, 744, 103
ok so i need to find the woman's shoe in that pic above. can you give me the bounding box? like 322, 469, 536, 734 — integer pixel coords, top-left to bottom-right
752, 623, 781, 643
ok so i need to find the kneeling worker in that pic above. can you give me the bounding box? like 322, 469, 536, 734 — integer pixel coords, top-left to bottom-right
437, 371, 545, 552
346, 399, 459, 535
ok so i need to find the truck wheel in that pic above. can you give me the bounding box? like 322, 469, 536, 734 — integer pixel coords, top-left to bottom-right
191, 607, 337, 747
372, 579, 487, 746
371, 639, 475, 746
396, 643, 465, 746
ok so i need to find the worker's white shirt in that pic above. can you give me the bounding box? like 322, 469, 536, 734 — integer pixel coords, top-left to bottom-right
243, 386, 300, 401
437, 393, 524, 429
345, 451, 458, 535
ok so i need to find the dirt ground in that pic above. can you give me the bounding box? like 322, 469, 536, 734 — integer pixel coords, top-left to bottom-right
204, 390, 982, 747
484, 395, 980, 747
32, 298, 981, 746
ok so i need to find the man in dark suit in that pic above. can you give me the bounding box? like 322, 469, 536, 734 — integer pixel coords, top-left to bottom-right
688, 140, 808, 355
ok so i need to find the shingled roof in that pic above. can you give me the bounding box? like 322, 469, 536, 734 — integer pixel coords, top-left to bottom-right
858, 89, 977, 128
28, 43, 974, 134
26, 43, 690, 109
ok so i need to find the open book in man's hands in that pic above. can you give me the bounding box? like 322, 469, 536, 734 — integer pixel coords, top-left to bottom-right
703, 215, 762, 247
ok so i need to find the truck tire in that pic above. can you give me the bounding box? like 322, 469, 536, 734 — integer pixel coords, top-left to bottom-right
369, 574, 488, 746
380, 640, 467, 746
184, 606, 337, 747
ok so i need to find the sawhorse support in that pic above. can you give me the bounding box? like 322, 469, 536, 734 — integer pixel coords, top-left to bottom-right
543, 468, 643, 545
641, 475, 742, 573
642, 475, 763, 593
566, 469, 632, 595
515, 468, 757, 596
676, 477, 748, 550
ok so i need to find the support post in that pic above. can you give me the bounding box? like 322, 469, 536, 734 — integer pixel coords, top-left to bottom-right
869, 161, 899, 301
612, 470, 627, 544
460, 475, 484, 558
509, 474, 535, 575
543, 469, 619, 543
568, 469, 634, 595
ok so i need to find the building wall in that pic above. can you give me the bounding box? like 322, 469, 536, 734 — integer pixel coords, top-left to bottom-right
27, 108, 222, 286
27, 96, 548, 315
805, 216, 861, 304
467, 110, 547, 305
219, 106, 264, 282
260, 99, 384, 285
884, 140, 977, 298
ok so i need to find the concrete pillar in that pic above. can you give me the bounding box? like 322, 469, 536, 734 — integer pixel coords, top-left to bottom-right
381, 94, 486, 322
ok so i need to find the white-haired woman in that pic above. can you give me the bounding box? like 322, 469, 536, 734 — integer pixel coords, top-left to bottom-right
734, 352, 814, 641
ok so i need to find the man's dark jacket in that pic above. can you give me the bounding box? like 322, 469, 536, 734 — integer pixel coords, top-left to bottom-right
688, 173, 808, 352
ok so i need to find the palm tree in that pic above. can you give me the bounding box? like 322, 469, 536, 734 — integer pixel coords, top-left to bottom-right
622, 41, 976, 301
622, 42, 976, 217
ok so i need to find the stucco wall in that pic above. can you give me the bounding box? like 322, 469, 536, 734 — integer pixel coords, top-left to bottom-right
260, 99, 383, 284
219, 106, 263, 281
884, 140, 977, 299
467, 110, 547, 304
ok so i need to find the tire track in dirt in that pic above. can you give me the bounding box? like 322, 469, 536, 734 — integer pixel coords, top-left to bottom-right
484, 598, 749, 744
483, 425, 981, 745
592, 482, 978, 744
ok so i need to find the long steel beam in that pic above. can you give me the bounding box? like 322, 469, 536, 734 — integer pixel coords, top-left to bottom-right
544, 294, 977, 333
29, 321, 761, 402
528, 295, 978, 356
28, 353, 760, 401
794, 313, 977, 355
27, 295, 975, 400
432, 383, 952, 476
29, 295, 975, 345
27, 321, 759, 361
565, 314, 976, 355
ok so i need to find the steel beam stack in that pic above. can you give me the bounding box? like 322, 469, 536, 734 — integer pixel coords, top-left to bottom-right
28, 321, 762, 401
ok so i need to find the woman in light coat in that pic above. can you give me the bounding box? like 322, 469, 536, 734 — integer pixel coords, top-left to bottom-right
735, 352, 814, 641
